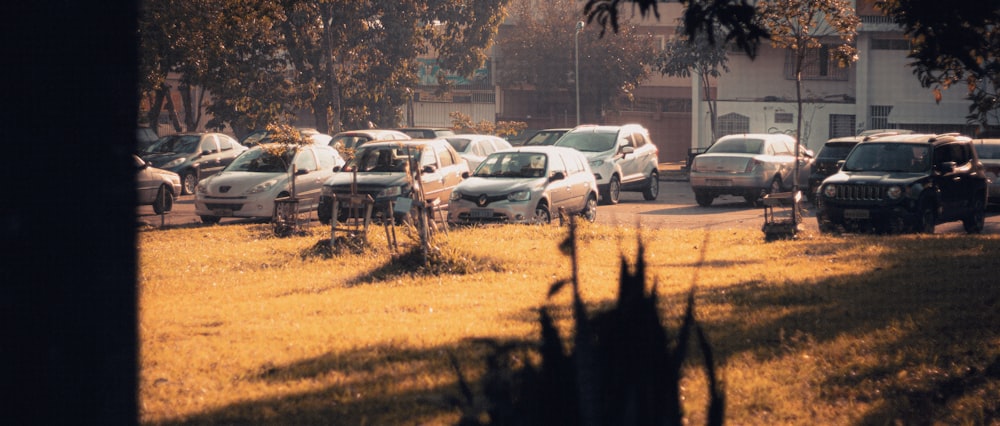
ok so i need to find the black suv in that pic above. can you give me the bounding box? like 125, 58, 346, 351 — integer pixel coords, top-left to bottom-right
807, 132, 906, 202
816, 133, 988, 234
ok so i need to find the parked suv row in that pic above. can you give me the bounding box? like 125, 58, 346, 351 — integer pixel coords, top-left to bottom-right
816, 133, 987, 234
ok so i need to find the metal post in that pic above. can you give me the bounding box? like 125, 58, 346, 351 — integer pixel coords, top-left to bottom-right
575, 21, 584, 126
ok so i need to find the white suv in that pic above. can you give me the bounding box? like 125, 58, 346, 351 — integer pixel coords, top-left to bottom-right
555, 124, 660, 204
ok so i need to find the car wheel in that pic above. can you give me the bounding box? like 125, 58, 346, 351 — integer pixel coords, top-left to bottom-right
694, 190, 714, 207
748, 177, 782, 206
181, 171, 197, 195
915, 202, 935, 234
642, 171, 659, 200
151, 185, 173, 214
534, 202, 551, 224
200, 215, 220, 224
601, 175, 621, 205
580, 194, 598, 222
963, 196, 986, 234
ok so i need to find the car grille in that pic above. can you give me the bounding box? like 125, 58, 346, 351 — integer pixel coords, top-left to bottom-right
458, 193, 508, 207
830, 184, 884, 201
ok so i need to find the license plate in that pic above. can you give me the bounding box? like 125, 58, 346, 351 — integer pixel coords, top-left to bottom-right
213, 209, 233, 216
706, 179, 731, 187
470, 209, 493, 219
844, 209, 870, 220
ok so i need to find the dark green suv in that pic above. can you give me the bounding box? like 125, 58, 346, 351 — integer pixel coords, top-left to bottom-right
816, 133, 988, 234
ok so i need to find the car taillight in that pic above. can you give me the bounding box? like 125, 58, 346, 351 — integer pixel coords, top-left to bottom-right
744, 158, 762, 173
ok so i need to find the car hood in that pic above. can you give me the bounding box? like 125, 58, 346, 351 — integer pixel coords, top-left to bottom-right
324, 172, 407, 189
141, 152, 187, 168
455, 176, 543, 195
201, 171, 287, 195
823, 171, 925, 186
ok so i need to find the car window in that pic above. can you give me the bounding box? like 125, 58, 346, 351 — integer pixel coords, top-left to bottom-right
772, 140, 792, 155
420, 146, 438, 168
226, 147, 293, 173
934, 143, 970, 167
976, 143, 1000, 160
294, 148, 318, 172
219, 135, 237, 151
439, 144, 458, 167
316, 148, 340, 170
707, 138, 765, 154
446, 138, 471, 153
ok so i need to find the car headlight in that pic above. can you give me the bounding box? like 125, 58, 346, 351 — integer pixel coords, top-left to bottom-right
822, 184, 837, 198
886, 185, 903, 200
378, 186, 403, 198
590, 159, 604, 168
162, 157, 185, 168
247, 179, 279, 194
450, 191, 462, 201
196, 182, 208, 195
508, 190, 531, 202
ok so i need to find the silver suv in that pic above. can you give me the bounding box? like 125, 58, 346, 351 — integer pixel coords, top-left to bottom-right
554, 124, 660, 204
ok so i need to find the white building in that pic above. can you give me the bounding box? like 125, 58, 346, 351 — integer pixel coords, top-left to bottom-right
692, 0, 977, 153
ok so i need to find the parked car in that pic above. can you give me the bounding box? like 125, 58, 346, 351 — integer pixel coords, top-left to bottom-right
136, 127, 159, 151
390, 127, 456, 139
194, 144, 345, 224
445, 134, 513, 171
972, 138, 1000, 204
329, 129, 411, 150
140, 132, 247, 195
135, 154, 181, 214
807, 131, 909, 202
521, 128, 571, 146
448, 146, 598, 225
317, 139, 470, 224
816, 133, 987, 234
554, 124, 660, 204
688, 133, 813, 207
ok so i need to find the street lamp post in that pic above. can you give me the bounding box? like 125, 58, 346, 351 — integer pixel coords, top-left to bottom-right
575, 21, 584, 126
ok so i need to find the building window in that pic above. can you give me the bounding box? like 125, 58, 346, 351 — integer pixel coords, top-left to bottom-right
774, 112, 794, 123
871, 38, 910, 50
718, 113, 750, 137
829, 114, 856, 138
784, 46, 850, 81
869, 105, 892, 130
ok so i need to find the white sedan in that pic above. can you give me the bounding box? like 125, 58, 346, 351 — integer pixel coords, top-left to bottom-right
194, 143, 344, 223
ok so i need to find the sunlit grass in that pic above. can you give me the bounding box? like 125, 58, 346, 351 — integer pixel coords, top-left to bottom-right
138, 222, 1000, 425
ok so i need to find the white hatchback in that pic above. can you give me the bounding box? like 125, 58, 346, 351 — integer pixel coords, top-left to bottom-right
448, 146, 598, 225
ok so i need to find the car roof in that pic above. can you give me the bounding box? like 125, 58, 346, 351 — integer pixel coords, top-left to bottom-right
335, 129, 409, 136
717, 133, 797, 143
357, 138, 448, 148
860, 133, 971, 145
502, 145, 585, 156
568, 124, 644, 133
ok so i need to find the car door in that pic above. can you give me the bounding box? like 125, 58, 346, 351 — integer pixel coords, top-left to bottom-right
435, 143, 468, 202
194, 134, 224, 178
417, 145, 448, 204
291, 147, 326, 208
134, 155, 158, 203
933, 143, 976, 220
214, 135, 242, 172
617, 131, 645, 184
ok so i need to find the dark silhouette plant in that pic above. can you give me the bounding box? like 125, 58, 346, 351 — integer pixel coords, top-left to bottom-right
451, 218, 724, 425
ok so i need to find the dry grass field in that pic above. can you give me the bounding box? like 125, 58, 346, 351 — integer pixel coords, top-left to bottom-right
138, 221, 1000, 425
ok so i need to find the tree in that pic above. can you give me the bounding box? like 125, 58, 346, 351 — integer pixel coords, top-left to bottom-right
657, 24, 731, 143
497, 0, 657, 124
876, 0, 1000, 128
756, 0, 859, 194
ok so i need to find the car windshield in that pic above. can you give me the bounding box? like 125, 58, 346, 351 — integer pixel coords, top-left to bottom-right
344, 146, 416, 173
524, 131, 565, 146
331, 134, 372, 150
817, 144, 856, 160
842, 143, 930, 172
145, 135, 200, 154
975, 143, 1000, 160
556, 132, 616, 152
706, 138, 765, 154
445, 138, 471, 153
474, 152, 547, 178
224, 147, 294, 173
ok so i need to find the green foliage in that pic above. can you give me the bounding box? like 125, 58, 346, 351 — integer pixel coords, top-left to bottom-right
448, 111, 527, 137
497, 0, 657, 123
451, 219, 724, 425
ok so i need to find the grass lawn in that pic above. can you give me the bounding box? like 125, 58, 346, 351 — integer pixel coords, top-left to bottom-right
138, 221, 1000, 425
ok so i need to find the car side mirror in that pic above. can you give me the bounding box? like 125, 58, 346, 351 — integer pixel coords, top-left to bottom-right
333, 165, 343, 172
621, 146, 635, 155
937, 161, 956, 174
836, 160, 845, 170
550, 171, 566, 181
295, 168, 310, 175
422, 165, 436, 174
461, 171, 470, 179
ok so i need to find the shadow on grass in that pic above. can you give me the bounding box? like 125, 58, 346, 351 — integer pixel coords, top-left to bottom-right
147, 236, 1000, 425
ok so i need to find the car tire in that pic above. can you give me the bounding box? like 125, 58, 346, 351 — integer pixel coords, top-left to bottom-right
601, 175, 621, 205
151, 185, 173, 214
695, 190, 714, 207
580, 194, 598, 223
181, 171, 197, 195
200, 215, 221, 224
915, 201, 935, 234
534, 202, 551, 224
963, 195, 986, 234
747, 177, 782, 207
642, 171, 659, 200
